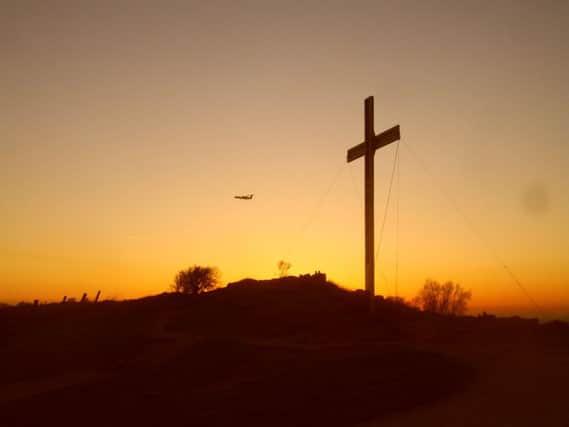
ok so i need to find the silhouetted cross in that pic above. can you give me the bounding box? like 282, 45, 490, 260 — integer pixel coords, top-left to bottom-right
346, 96, 400, 312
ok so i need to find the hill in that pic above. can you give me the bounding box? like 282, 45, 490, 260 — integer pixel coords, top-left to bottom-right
0, 276, 567, 426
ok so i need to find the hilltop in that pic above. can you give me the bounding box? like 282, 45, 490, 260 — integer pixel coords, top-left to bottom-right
0, 275, 568, 426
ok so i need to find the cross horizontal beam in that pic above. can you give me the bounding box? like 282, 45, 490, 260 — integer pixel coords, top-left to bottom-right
346, 125, 400, 163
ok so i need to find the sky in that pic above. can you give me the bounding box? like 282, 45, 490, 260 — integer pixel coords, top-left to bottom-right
1, 0, 568, 319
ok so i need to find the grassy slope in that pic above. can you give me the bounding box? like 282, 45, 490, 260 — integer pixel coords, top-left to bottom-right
0, 277, 567, 426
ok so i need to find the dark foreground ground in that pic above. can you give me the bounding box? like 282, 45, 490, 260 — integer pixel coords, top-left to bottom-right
1, 277, 567, 426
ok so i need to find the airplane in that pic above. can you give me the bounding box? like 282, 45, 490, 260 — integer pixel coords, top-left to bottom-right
234, 194, 254, 200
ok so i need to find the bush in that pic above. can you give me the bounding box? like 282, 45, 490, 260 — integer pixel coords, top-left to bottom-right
171, 265, 220, 295
413, 279, 471, 316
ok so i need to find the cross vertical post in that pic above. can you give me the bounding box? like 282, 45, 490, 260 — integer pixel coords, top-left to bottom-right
364, 97, 375, 312
346, 96, 401, 313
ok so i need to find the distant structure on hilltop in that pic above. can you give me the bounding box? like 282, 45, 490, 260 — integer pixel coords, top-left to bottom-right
299, 271, 326, 283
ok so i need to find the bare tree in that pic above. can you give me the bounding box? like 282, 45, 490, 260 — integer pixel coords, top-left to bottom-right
277, 260, 292, 278
171, 265, 220, 295
413, 279, 471, 315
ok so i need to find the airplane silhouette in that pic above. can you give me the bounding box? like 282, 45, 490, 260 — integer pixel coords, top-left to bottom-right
234, 194, 254, 200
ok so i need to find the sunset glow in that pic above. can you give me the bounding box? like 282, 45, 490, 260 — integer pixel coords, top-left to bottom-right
2, 1, 568, 319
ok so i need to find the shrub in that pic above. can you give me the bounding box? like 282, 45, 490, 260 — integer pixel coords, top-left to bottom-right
413, 279, 471, 315
171, 265, 219, 295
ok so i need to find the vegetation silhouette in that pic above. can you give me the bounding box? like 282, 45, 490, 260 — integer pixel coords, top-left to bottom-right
171, 265, 219, 295
277, 259, 292, 277
0, 273, 567, 426
413, 279, 472, 315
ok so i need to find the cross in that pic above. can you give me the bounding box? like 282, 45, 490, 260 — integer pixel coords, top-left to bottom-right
347, 96, 400, 312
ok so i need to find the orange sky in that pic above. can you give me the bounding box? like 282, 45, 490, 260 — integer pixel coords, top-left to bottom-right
1, 1, 568, 319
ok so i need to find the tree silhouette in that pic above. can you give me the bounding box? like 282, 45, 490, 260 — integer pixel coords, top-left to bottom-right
277, 260, 292, 278
172, 265, 219, 295
413, 279, 471, 315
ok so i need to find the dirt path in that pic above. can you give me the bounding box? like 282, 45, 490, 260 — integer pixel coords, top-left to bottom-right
361, 344, 569, 427
0, 371, 104, 403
